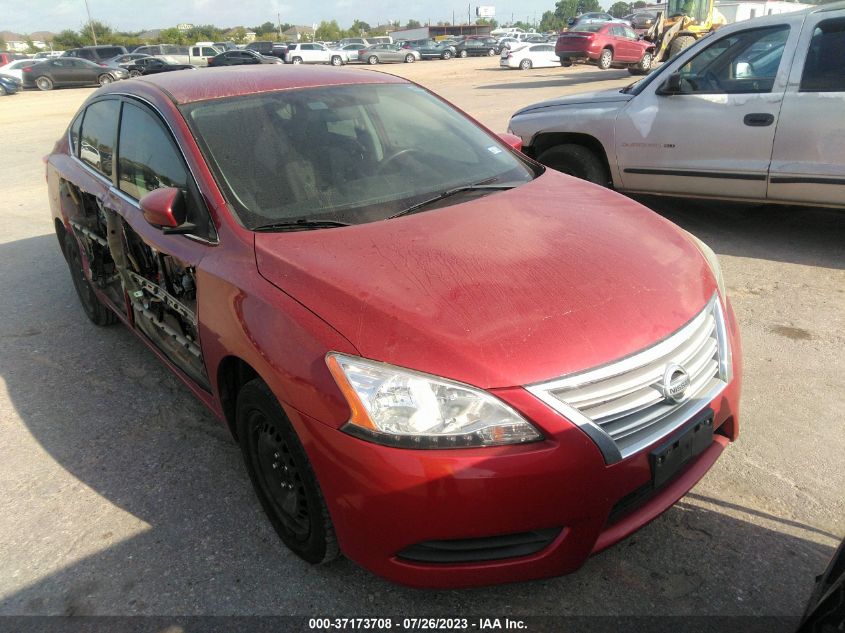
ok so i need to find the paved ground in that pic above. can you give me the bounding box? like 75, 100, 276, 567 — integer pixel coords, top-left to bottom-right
0, 59, 843, 620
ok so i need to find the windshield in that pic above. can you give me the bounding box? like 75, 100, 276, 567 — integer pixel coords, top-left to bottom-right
183, 84, 536, 229
668, 0, 709, 23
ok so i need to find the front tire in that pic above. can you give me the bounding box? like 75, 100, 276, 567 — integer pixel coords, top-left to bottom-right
629, 51, 653, 75
597, 48, 613, 70
236, 379, 339, 565
63, 232, 118, 326
441, 50, 452, 60
537, 143, 610, 186
330, 55, 342, 66
291, 56, 303, 64
367, 55, 378, 65
487, 48, 496, 56
98, 74, 113, 86
404, 53, 415, 63
519, 59, 532, 70
35, 76, 53, 91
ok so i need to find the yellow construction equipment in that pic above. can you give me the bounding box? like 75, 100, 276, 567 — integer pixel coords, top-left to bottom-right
647, 0, 728, 62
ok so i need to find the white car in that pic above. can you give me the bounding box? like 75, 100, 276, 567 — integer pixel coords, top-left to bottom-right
500, 44, 560, 70
285, 43, 345, 66
0, 59, 40, 81
508, 4, 845, 209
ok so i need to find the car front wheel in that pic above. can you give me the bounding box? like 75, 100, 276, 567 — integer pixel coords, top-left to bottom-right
442, 50, 452, 60
291, 56, 303, 64
367, 55, 378, 65
404, 53, 415, 63
63, 232, 118, 326
330, 55, 342, 66
629, 51, 653, 75
98, 74, 113, 86
236, 379, 339, 565
597, 48, 613, 70
35, 76, 53, 91
537, 143, 610, 186
520, 59, 532, 70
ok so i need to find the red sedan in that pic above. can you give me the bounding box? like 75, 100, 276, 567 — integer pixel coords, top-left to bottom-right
46, 66, 740, 588
556, 22, 656, 74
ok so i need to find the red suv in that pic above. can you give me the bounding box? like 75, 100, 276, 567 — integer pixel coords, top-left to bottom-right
46, 66, 740, 588
556, 22, 655, 74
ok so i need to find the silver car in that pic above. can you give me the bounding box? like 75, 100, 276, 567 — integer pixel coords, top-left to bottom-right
358, 44, 421, 65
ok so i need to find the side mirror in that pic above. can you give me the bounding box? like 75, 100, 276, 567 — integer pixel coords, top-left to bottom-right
567, 17, 576, 26
657, 72, 683, 95
140, 187, 189, 232
498, 132, 523, 152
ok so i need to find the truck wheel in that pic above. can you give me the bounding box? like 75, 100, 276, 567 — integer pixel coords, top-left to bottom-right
597, 48, 613, 70
668, 35, 696, 59
291, 56, 303, 64
629, 51, 653, 75
330, 55, 342, 66
537, 144, 610, 186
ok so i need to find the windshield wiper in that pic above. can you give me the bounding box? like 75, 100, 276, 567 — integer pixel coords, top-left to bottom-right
252, 219, 351, 232
621, 80, 639, 94
388, 181, 519, 219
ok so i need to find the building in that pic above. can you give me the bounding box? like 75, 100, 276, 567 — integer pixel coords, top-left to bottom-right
389, 24, 493, 41
715, 0, 811, 22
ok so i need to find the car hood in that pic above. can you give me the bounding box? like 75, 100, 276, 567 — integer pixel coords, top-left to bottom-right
512, 89, 633, 117
254, 171, 716, 389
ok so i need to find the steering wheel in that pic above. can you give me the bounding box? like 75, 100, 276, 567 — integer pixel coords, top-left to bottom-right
701, 70, 724, 91
375, 148, 424, 174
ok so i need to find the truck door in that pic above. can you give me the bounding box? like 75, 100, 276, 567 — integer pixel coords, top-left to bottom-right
768, 17, 845, 207
615, 24, 795, 200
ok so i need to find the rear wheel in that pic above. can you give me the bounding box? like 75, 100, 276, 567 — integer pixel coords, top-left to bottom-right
668, 35, 696, 59
237, 379, 339, 565
488, 48, 496, 56
0, 85, 6, 96
367, 55, 378, 65
404, 53, 415, 63
537, 143, 609, 186
63, 232, 118, 326
597, 48, 613, 70
519, 59, 532, 70
330, 55, 342, 66
459, 49, 468, 58
35, 76, 53, 91
560, 60, 573, 67
291, 56, 303, 64
629, 51, 653, 75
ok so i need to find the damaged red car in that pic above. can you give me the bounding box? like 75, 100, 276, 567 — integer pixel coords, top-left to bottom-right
46, 66, 741, 588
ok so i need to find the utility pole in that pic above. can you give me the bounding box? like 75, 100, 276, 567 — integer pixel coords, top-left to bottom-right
83, 0, 97, 45
278, 13, 282, 38
468, 3, 471, 25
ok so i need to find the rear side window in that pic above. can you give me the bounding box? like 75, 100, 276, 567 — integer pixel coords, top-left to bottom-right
800, 19, 845, 92
79, 99, 119, 178
69, 113, 83, 156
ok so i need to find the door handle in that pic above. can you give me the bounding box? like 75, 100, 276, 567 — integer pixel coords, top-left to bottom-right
743, 113, 774, 127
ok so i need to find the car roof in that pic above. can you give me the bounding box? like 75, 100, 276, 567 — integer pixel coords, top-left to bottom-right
101, 65, 408, 105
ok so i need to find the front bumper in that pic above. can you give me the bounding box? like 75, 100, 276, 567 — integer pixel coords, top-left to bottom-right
291, 301, 742, 588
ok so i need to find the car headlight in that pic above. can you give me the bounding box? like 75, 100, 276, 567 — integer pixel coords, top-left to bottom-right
687, 232, 726, 298
326, 353, 543, 449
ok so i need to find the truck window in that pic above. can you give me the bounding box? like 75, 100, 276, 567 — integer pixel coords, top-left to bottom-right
800, 19, 845, 92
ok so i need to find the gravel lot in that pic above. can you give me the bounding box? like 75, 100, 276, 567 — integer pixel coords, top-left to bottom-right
0, 58, 843, 621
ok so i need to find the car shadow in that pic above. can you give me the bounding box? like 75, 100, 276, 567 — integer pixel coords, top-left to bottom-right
634, 196, 845, 270
476, 69, 631, 90
0, 234, 838, 617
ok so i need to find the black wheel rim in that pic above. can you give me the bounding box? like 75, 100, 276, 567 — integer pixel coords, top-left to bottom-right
248, 409, 310, 538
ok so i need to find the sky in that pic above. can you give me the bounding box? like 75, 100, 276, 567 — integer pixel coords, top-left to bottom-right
2, 0, 579, 35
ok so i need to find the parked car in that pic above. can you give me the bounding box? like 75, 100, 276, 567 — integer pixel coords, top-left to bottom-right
495, 37, 520, 54
358, 43, 420, 64
208, 50, 282, 66
285, 43, 345, 66
567, 12, 629, 29
123, 57, 196, 77
33, 51, 64, 59
246, 41, 285, 59
108, 53, 152, 66
187, 44, 222, 67
624, 11, 659, 30
454, 38, 498, 57
47, 65, 740, 588
63, 45, 128, 63
214, 41, 238, 51
509, 4, 845, 208
0, 74, 21, 95
332, 43, 367, 62
556, 23, 655, 71
500, 43, 560, 70
22, 58, 128, 90
404, 39, 455, 59
0, 59, 40, 81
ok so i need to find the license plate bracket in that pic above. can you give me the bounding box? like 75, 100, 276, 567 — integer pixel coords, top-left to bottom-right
651, 409, 714, 489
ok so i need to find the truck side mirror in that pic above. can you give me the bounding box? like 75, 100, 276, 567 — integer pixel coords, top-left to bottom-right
657, 72, 683, 95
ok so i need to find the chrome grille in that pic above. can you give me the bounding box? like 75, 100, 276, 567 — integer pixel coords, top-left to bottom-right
526, 295, 731, 464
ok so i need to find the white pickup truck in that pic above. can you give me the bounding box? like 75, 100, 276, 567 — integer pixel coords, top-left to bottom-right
508, 4, 845, 209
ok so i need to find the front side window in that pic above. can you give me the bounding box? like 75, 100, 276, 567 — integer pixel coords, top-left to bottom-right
678, 25, 790, 94
800, 19, 845, 92
184, 84, 537, 229
79, 99, 119, 178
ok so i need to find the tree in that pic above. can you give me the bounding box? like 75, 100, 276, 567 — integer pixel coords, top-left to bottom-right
81, 20, 113, 45
159, 28, 186, 45
634, 1, 648, 7
609, 1, 631, 17
53, 29, 84, 49
539, 10, 566, 32
349, 19, 371, 34
552, 0, 601, 24
316, 20, 343, 41
405, 19, 422, 29
229, 27, 248, 44
476, 17, 498, 28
